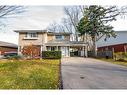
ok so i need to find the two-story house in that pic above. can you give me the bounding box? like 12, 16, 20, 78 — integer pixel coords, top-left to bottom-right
14, 30, 88, 57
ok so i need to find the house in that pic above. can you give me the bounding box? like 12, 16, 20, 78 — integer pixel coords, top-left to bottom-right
0, 41, 18, 55
14, 30, 88, 57
97, 31, 127, 53
98, 43, 127, 53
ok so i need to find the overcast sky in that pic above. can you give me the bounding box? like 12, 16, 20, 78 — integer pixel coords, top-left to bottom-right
0, 6, 65, 44
0, 6, 127, 44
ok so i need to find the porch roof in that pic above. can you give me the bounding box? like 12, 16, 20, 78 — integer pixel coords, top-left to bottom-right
45, 40, 87, 47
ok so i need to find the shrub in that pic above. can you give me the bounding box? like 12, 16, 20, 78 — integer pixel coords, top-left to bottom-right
42, 51, 61, 59
124, 52, 127, 57
117, 59, 127, 62
6, 55, 22, 60
113, 52, 127, 61
4, 52, 17, 57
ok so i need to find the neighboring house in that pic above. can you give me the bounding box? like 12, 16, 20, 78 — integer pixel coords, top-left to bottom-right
14, 30, 88, 57
0, 41, 18, 55
97, 31, 127, 53
98, 43, 127, 53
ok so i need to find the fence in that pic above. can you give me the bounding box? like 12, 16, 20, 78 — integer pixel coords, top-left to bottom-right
88, 51, 113, 58
97, 51, 113, 58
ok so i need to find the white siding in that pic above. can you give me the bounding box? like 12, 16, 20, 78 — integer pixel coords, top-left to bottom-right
97, 31, 127, 47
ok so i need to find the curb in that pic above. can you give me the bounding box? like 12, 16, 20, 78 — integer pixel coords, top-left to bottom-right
59, 59, 63, 89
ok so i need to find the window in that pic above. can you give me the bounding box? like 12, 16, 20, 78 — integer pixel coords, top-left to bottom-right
26, 32, 38, 38
51, 47, 55, 51
55, 35, 64, 40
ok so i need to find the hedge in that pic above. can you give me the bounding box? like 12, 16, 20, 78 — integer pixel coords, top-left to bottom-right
42, 51, 61, 59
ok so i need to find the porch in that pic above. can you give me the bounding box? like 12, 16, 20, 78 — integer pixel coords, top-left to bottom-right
45, 41, 88, 57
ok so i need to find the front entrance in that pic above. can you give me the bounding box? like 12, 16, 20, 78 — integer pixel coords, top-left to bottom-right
61, 47, 69, 57
46, 46, 69, 57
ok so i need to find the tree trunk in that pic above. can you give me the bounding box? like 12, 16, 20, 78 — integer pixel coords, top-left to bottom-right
92, 36, 97, 57
75, 32, 78, 41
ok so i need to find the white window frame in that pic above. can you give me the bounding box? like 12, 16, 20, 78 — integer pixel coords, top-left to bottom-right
26, 32, 38, 38
55, 35, 64, 40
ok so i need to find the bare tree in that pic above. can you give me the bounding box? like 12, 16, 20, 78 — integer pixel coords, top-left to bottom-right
57, 24, 65, 32
47, 6, 92, 45
47, 21, 67, 33
64, 6, 82, 41
47, 6, 96, 50
0, 6, 25, 27
47, 21, 59, 32
61, 18, 73, 33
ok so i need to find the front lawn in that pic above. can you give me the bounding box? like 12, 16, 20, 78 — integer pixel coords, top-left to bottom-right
0, 59, 60, 89
97, 58, 127, 67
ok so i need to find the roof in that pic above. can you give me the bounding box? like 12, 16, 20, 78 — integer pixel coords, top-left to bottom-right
14, 30, 72, 35
0, 41, 18, 48
115, 31, 127, 33
45, 40, 87, 46
14, 30, 47, 33
47, 32, 72, 35
98, 43, 127, 48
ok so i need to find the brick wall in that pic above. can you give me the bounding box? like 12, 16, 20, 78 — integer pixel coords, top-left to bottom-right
98, 43, 127, 53
0, 46, 18, 55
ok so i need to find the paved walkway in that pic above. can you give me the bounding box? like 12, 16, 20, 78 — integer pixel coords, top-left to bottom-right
61, 57, 127, 89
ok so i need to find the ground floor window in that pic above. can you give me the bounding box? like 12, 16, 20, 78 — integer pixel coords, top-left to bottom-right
58, 46, 61, 51
46, 46, 61, 51
51, 47, 55, 51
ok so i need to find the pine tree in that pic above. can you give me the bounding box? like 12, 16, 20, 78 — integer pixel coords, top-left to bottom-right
77, 5, 120, 57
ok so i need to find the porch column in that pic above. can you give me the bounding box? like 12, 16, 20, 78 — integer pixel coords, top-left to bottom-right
81, 46, 85, 57
42, 45, 47, 51
112, 47, 114, 59
18, 46, 20, 55
18, 46, 23, 55
124, 45, 126, 53
41, 45, 43, 52
85, 46, 88, 57
40, 45, 43, 58
56, 46, 58, 51
68, 46, 70, 57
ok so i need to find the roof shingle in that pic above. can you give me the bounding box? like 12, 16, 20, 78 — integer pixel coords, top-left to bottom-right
0, 41, 18, 48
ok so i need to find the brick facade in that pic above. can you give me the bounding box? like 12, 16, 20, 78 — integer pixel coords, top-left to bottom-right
98, 43, 127, 53
0, 46, 18, 55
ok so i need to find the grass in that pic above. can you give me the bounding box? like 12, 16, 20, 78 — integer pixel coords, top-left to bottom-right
0, 59, 60, 89
97, 58, 127, 67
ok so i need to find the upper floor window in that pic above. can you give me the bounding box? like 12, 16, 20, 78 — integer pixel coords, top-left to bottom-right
55, 35, 64, 40
26, 32, 38, 38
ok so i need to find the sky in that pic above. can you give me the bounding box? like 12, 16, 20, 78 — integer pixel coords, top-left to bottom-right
0, 6, 65, 44
0, 6, 127, 45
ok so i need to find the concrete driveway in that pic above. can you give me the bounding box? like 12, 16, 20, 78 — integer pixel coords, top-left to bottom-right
61, 57, 127, 89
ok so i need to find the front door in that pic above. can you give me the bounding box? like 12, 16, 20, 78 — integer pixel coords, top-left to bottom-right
61, 47, 69, 57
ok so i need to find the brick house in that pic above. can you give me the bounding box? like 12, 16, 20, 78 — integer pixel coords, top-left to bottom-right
14, 30, 88, 57
98, 43, 127, 53
0, 41, 18, 55
97, 31, 127, 53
